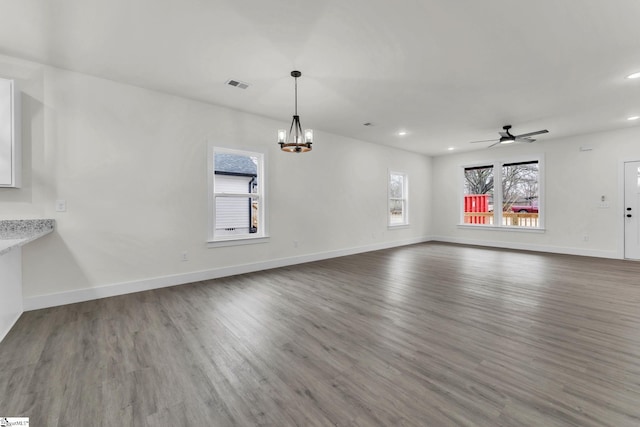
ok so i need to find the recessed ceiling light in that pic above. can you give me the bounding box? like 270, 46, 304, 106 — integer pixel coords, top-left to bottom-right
448, 147, 455, 151
627, 72, 640, 79
398, 131, 407, 136
628, 116, 640, 121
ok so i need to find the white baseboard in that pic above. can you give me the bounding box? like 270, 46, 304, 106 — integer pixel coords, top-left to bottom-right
23, 236, 433, 311
431, 235, 621, 259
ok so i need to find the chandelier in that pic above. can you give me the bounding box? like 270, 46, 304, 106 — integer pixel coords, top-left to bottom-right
277, 71, 313, 153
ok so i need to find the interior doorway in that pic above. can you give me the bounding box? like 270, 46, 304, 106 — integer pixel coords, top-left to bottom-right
624, 161, 640, 259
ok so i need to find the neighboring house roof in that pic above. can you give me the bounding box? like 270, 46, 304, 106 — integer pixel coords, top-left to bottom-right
215, 153, 257, 176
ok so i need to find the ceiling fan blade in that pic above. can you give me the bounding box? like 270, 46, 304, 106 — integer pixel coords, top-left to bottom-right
515, 137, 535, 143
488, 141, 501, 148
470, 139, 498, 144
514, 129, 548, 138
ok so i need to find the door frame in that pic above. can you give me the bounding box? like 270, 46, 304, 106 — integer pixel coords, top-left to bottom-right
620, 158, 640, 259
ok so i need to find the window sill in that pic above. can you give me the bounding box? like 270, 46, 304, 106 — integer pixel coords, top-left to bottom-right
457, 224, 545, 233
207, 236, 270, 248
388, 224, 410, 229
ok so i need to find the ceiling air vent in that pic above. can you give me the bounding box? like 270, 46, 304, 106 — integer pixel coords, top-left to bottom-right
225, 79, 249, 89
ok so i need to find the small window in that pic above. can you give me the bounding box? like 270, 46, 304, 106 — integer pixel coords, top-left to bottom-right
209, 147, 265, 242
389, 171, 408, 226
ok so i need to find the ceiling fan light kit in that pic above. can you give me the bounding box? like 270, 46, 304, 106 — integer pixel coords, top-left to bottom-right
470, 125, 549, 148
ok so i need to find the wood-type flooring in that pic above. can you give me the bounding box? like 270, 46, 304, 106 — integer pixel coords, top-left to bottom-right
1, 242, 640, 426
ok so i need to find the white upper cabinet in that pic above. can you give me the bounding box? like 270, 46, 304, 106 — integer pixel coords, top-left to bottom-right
0, 77, 20, 188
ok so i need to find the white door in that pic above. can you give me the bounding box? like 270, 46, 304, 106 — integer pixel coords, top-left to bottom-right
624, 161, 640, 259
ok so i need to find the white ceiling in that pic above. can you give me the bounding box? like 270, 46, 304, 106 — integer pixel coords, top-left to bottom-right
1, 0, 640, 155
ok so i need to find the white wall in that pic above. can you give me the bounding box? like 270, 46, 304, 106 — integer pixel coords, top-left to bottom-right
431, 126, 640, 258
0, 247, 22, 342
8, 52, 637, 309
0, 58, 432, 307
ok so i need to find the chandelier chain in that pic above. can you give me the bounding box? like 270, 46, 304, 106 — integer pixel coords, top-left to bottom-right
294, 76, 298, 116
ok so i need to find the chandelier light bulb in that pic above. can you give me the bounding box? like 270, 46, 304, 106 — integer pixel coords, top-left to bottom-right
277, 129, 286, 143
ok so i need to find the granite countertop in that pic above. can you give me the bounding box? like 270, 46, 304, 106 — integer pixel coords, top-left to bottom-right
0, 219, 55, 255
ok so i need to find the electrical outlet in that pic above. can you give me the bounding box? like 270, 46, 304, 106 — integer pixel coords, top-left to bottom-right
55, 199, 67, 212
583, 234, 589, 242
598, 202, 610, 208
293, 240, 299, 248
181, 251, 188, 262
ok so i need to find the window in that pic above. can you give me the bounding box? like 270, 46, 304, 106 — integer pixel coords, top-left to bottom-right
463, 165, 494, 225
462, 158, 543, 229
209, 147, 266, 243
389, 171, 408, 226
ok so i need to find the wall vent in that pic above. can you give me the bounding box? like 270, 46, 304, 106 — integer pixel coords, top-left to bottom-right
225, 79, 249, 89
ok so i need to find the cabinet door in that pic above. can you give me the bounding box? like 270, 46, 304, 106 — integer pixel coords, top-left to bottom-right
0, 78, 18, 187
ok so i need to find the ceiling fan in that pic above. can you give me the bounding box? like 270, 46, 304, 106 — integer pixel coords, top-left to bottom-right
470, 125, 549, 147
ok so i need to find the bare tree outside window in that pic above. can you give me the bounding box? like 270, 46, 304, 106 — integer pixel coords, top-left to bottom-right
464, 166, 494, 196
502, 162, 539, 211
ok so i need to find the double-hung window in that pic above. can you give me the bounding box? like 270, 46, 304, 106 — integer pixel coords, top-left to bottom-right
389, 170, 409, 227
209, 147, 266, 243
462, 157, 543, 229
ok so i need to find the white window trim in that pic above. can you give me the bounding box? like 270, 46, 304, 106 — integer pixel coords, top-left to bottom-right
208, 145, 269, 245
207, 236, 270, 248
458, 154, 545, 231
388, 170, 409, 228
457, 224, 546, 233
